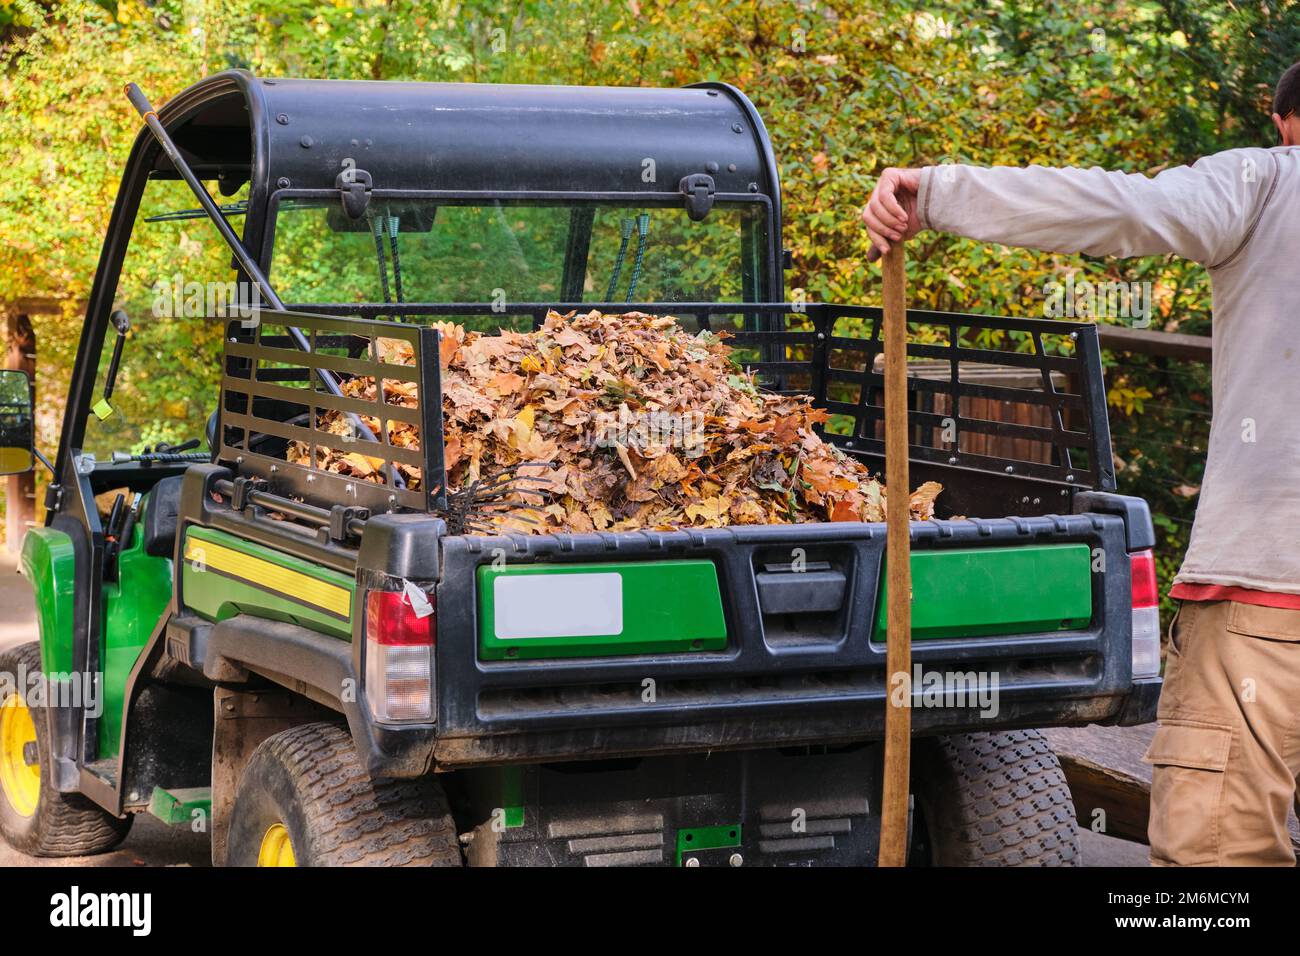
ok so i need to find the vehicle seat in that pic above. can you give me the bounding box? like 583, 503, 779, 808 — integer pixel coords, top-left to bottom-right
142, 475, 184, 558
206, 409, 219, 461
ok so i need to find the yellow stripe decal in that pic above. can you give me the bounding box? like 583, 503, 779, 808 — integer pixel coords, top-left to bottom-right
183, 538, 351, 619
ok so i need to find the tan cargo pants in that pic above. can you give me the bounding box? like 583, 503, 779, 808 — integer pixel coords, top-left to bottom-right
1145, 599, 1300, 866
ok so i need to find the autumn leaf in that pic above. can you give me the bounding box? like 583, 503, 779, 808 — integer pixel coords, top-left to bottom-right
909, 481, 944, 519
685, 496, 728, 524
487, 371, 526, 396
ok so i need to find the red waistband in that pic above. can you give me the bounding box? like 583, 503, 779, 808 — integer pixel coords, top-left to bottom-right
1170, 582, 1300, 610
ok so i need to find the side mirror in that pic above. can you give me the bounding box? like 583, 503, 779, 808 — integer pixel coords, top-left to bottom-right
0, 369, 35, 476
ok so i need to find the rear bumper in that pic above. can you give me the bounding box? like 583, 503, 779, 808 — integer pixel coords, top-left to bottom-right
422, 509, 1159, 770
1110, 677, 1162, 727
433, 691, 1155, 767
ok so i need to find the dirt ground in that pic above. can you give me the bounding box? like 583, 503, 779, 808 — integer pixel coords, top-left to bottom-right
0, 549, 1147, 868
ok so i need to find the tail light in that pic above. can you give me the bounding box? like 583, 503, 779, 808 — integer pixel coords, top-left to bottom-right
364, 586, 435, 723
1129, 550, 1160, 679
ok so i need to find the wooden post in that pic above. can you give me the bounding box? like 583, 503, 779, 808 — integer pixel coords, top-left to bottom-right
877, 244, 912, 867
6, 311, 36, 553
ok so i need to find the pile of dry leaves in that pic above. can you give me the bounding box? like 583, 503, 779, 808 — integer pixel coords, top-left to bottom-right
295, 309, 941, 534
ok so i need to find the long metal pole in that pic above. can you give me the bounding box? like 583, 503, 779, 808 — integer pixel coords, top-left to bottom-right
877, 243, 913, 868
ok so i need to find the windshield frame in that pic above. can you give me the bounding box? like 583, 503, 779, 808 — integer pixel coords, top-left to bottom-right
259, 188, 780, 312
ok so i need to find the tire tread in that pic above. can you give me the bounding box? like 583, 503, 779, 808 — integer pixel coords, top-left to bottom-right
244, 722, 460, 867
916, 729, 1079, 867
0, 643, 130, 857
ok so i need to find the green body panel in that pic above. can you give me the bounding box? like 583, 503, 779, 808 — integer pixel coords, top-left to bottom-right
19, 527, 77, 676
100, 523, 172, 757
181, 526, 354, 640
876, 543, 1093, 640
148, 786, 212, 826
676, 824, 742, 866
477, 560, 727, 661
21, 521, 173, 759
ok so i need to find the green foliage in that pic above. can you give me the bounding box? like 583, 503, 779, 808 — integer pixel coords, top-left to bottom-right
1, 0, 1291, 616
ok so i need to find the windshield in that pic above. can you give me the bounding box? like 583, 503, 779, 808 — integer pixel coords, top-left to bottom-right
268, 198, 769, 313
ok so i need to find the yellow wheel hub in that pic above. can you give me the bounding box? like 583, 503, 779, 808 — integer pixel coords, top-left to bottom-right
258, 822, 297, 866
0, 695, 40, 818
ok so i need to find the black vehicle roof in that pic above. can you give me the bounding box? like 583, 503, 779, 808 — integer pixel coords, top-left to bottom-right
147, 70, 782, 241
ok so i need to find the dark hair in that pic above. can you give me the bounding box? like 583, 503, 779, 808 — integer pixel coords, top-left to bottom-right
1274, 60, 1300, 118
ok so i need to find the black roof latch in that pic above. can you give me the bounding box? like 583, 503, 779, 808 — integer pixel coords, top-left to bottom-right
336, 166, 373, 220
679, 173, 716, 221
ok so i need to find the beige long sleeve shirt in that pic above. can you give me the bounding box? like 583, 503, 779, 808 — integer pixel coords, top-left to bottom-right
917, 148, 1300, 593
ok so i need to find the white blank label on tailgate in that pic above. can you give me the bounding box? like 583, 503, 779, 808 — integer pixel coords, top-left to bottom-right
494, 573, 623, 639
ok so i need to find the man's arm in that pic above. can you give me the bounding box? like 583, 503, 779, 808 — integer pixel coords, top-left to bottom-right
863, 149, 1276, 268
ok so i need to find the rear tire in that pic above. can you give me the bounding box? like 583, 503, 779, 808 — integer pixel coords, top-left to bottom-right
912, 729, 1079, 866
0, 642, 131, 856
225, 721, 462, 867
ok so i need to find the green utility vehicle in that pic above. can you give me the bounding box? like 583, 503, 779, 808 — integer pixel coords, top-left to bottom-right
0, 72, 1161, 866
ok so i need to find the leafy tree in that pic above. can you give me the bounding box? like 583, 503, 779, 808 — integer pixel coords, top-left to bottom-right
2, 0, 1291, 624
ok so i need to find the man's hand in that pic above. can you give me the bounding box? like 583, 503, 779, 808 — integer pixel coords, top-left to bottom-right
862, 167, 924, 258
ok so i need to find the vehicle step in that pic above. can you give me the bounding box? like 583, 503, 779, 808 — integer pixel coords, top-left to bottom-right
81, 758, 116, 786
164, 614, 212, 669
148, 786, 212, 826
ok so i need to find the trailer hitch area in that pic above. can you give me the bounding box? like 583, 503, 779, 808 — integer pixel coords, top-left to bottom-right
679, 173, 716, 221
676, 824, 742, 866
336, 166, 374, 220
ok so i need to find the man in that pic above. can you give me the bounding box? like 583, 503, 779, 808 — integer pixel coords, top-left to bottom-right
863, 62, 1300, 866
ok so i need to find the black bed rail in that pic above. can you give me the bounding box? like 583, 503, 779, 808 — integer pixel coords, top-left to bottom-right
810, 303, 1114, 492
287, 301, 1115, 495
218, 309, 447, 515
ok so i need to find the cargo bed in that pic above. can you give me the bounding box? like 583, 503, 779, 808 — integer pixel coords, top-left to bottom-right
176, 301, 1160, 774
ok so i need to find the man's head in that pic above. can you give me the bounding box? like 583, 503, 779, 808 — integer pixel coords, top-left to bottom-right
1272, 61, 1300, 145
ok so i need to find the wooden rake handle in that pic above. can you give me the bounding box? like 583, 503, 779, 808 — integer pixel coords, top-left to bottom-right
876, 243, 912, 867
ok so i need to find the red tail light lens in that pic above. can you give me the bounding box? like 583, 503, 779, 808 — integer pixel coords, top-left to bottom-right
364, 587, 435, 723
1128, 550, 1160, 680
365, 589, 436, 646
1129, 550, 1158, 609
